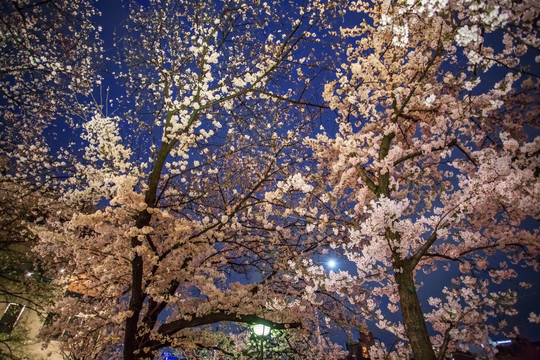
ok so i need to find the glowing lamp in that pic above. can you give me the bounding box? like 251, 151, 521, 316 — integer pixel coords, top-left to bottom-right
252, 324, 271, 337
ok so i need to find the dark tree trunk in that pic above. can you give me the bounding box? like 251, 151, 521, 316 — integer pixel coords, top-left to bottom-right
124, 210, 152, 360
123, 252, 144, 359
394, 262, 436, 360
123, 140, 173, 359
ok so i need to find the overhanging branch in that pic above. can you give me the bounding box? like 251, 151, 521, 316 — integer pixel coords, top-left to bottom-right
158, 310, 301, 337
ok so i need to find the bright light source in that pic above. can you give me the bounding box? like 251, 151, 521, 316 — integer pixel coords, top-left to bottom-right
495, 340, 512, 345
253, 324, 271, 336
25, 272, 33, 277
60, 268, 65, 273
327, 259, 337, 268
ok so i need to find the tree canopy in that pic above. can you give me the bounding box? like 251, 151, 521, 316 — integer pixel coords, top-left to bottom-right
1, 0, 538, 359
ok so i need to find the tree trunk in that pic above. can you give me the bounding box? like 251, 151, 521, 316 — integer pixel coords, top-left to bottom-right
394, 262, 436, 360
124, 142, 172, 359
124, 210, 152, 360
123, 252, 144, 360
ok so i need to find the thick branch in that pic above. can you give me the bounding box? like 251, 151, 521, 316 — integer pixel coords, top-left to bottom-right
158, 311, 301, 337
410, 230, 438, 269
355, 164, 378, 194
377, 132, 395, 197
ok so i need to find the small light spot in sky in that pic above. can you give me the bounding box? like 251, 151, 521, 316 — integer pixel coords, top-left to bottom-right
327, 259, 337, 268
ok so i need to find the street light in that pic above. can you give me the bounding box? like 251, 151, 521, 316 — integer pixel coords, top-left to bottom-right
253, 324, 271, 336
252, 323, 272, 360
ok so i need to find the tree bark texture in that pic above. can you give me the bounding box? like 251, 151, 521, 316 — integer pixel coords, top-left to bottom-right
394, 262, 437, 360
124, 210, 152, 360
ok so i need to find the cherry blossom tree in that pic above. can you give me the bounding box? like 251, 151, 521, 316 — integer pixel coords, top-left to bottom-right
0, 0, 102, 176
33, 1, 361, 359
0, 0, 102, 246
0, 1, 101, 354
308, 0, 539, 359
9, 0, 538, 359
